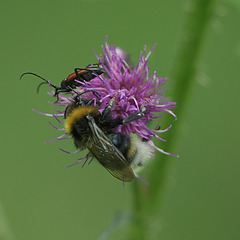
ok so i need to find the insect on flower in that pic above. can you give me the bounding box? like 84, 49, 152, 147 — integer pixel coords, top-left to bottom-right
35, 37, 178, 184
64, 91, 154, 182
20, 64, 105, 100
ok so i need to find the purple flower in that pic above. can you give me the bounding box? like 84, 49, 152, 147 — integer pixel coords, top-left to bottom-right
35, 37, 178, 181
81, 38, 177, 156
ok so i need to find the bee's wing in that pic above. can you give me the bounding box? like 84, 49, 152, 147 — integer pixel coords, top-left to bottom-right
87, 116, 134, 182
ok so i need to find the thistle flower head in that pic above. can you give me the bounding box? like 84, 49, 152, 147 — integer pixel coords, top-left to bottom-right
80, 38, 177, 151
36, 37, 178, 168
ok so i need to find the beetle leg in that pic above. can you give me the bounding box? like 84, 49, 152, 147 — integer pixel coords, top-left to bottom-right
74, 68, 88, 83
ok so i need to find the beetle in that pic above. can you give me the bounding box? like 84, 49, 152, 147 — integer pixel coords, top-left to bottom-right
20, 64, 105, 99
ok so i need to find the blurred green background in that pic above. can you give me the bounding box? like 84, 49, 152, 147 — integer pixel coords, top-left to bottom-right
0, 0, 239, 239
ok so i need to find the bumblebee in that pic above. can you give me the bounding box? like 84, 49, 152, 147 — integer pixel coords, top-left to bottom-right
64, 92, 153, 182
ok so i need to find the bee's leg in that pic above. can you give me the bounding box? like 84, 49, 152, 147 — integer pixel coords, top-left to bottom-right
86, 98, 96, 106
101, 97, 115, 120
122, 105, 147, 124
101, 99, 123, 128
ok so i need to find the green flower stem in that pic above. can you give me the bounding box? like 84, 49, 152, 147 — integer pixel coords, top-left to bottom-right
0, 203, 14, 240
128, 181, 146, 240
128, 0, 217, 238
146, 0, 217, 213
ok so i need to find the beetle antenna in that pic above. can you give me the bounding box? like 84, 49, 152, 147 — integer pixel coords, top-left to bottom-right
20, 72, 58, 89
36, 82, 48, 93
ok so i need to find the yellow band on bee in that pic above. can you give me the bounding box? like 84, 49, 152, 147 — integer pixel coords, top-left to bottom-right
65, 106, 99, 133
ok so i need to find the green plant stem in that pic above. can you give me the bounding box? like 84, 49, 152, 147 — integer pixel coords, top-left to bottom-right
128, 0, 217, 238
0, 202, 14, 240
146, 0, 217, 213
127, 181, 146, 240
